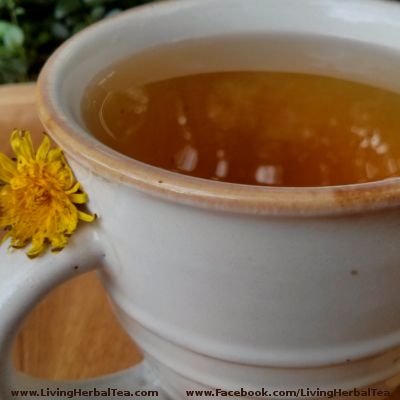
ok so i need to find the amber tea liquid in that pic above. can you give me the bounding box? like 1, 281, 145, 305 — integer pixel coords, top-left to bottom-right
83, 60, 400, 187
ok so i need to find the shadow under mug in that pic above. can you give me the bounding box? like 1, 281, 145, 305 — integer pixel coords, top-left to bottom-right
1, 0, 400, 399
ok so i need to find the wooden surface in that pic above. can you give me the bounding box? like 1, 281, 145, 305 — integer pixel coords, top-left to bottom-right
13, 272, 142, 379
0, 84, 141, 379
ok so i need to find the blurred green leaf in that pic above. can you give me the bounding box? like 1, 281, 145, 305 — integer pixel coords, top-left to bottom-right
71, 21, 87, 34
83, 0, 108, 5
106, 8, 120, 17
0, 56, 27, 83
51, 21, 69, 39
0, 0, 156, 84
36, 30, 52, 45
65, 14, 80, 27
14, 7, 25, 16
54, 0, 83, 19
0, 21, 24, 49
90, 5, 105, 20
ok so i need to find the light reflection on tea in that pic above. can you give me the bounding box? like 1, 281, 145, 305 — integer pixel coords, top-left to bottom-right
83, 70, 400, 187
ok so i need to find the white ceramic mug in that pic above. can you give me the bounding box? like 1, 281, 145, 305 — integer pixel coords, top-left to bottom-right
2, 0, 400, 399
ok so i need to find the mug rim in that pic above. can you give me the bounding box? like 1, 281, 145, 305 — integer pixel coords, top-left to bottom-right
37, 0, 400, 217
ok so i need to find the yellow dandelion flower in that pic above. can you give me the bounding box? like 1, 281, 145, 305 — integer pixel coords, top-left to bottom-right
0, 130, 95, 258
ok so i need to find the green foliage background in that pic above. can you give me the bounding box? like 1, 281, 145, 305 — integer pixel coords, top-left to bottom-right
0, 0, 155, 84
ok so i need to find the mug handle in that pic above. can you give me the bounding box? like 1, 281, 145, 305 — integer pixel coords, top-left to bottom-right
0, 226, 163, 400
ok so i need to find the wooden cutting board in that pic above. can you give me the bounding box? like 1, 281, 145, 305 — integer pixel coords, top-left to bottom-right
0, 84, 141, 379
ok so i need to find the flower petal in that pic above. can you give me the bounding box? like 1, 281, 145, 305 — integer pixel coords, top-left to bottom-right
69, 192, 88, 204
36, 134, 51, 162
27, 237, 46, 258
47, 148, 64, 163
65, 182, 80, 195
11, 130, 34, 162
0, 153, 17, 182
78, 211, 96, 222
50, 234, 68, 252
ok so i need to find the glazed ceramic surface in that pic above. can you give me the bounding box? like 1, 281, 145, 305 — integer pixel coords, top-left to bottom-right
1, 1, 400, 399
